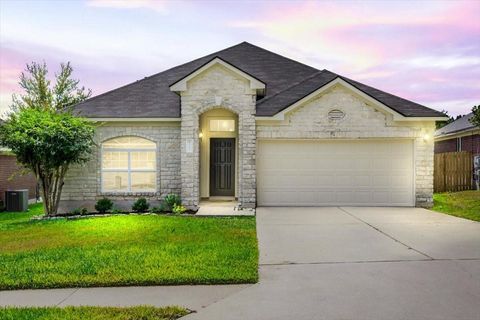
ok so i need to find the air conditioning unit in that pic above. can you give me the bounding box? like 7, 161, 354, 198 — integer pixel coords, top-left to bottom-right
474, 155, 480, 169
5, 190, 29, 212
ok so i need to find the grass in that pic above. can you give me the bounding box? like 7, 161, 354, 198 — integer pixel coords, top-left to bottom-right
0, 305, 189, 320
432, 191, 480, 222
0, 203, 258, 290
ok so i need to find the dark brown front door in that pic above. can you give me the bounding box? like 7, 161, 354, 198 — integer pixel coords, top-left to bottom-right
210, 138, 235, 196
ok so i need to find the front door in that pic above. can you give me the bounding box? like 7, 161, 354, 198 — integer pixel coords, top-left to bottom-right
210, 138, 235, 196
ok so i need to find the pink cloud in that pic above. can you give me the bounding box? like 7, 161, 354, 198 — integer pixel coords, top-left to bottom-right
86, 0, 170, 13
0, 41, 149, 114
229, 0, 479, 115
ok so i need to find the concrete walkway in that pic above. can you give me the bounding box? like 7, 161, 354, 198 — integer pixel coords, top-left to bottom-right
1, 207, 479, 320
0, 284, 250, 310
196, 200, 255, 216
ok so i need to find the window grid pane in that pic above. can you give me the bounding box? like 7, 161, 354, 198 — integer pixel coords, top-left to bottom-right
101, 137, 157, 192
131, 151, 156, 170
102, 172, 129, 192
130, 172, 156, 192
209, 119, 235, 132
102, 136, 156, 149
102, 151, 128, 170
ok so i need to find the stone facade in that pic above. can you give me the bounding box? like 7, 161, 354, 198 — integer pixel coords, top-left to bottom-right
179, 64, 257, 208
257, 86, 436, 207
61, 78, 437, 211
60, 122, 181, 212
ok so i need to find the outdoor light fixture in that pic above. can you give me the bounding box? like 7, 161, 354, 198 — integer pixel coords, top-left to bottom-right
199, 131, 203, 139
423, 133, 430, 142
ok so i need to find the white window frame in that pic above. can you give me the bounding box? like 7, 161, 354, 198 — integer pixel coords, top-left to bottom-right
101, 138, 157, 193
209, 119, 236, 132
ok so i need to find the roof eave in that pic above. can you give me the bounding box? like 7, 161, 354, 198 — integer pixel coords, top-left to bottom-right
255, 77, 449, 121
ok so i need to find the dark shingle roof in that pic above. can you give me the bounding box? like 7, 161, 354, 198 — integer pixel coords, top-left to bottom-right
435, 113, 477, 136
75, 42, 444, 118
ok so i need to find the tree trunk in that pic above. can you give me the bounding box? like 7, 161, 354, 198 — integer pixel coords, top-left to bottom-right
38, 165, 68, 216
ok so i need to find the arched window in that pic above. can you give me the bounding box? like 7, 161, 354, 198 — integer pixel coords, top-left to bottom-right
101, 136, 156, 192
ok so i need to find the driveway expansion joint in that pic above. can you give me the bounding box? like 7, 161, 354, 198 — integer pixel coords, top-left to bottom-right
56, 288, 80, 306
260, 258, 432, 267
338, 207, 435, 260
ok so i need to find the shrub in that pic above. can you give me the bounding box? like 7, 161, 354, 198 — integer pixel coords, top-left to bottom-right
172, 203, 187, 215
71, 207, 88, 216
95, 197, 113, 213
150, 203, 168, 214
71, 208, 82, 215
132, 198, 150, 213
164, 193, 181, 210
111, 207, 122, 214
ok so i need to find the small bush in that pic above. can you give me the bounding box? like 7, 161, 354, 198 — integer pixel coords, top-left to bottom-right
132, 198, 150, 213
150, 203, 168, 214
71, 208, 82, 215
111, 207, 122, 214
71, 207, 88, 216
164, 193, 181, 210
95, 197, 113, 213
172, 203, 187, 215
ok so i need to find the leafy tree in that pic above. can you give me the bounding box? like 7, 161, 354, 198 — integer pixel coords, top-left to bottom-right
0, 109, 95, 215
470, 105, 480, 127
0, 62, 95, 216
11, 61, 91, 112
435, 109, 454, 129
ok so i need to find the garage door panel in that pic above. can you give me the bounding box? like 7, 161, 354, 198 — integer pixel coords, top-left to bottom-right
257, 140, 414, 206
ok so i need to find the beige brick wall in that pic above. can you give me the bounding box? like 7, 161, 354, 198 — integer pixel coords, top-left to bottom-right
60, 122, 181, 212
257, 86, 436, 207
179, 63, 257, 208
60, 80, 435, 211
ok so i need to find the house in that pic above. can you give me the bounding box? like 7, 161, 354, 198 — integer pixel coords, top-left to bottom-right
434, 113, 480, 190
0, 120, 38, 207
435, 113, 480, 156
61, 42, 447, 212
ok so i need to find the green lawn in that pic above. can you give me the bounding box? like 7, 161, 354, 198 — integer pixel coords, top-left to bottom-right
0, 305, 189, 320
432, 191, 480, 222
0, 203, 258, 290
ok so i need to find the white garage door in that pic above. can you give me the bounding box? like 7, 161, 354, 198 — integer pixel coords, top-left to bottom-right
257, 140, 414, 206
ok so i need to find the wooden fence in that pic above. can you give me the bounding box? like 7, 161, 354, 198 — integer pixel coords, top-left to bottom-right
434, 151, 473, 192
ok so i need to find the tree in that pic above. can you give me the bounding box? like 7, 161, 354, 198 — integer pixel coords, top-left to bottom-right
0, 62, 95, 216
11, 61, 91, 112
435, 109, 454, 129
470, 105, 480, 127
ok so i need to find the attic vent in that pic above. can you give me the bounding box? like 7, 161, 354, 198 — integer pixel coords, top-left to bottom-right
328, 109, 345, 120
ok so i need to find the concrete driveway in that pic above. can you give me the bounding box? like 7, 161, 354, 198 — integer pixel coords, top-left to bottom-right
186, 207, 480, 320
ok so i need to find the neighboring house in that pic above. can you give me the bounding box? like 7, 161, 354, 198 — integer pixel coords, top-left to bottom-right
0, 120, 38, 206
435, 113, 480, 156
61, 42, 447, 212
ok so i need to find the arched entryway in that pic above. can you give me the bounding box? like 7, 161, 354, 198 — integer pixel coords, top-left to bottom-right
199, 108, 239, 199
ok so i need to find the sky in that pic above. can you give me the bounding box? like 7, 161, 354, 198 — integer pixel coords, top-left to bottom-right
0, 0, 479, 117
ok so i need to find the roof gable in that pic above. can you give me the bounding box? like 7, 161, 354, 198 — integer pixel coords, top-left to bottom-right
257, 77, 447, 121
169, 57, 265, 92
256, 70, 447, 119
74, 42, 446, 119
